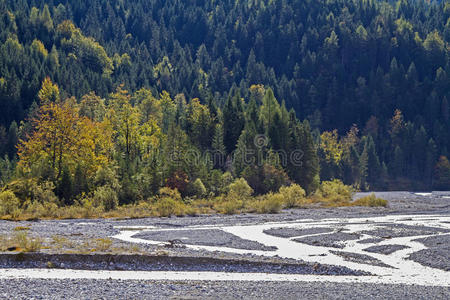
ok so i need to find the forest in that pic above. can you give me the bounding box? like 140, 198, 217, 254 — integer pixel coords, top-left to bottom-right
0, 0, 449, 218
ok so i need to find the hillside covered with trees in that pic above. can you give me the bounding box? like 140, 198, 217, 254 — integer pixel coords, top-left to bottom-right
0, 0, 449, 217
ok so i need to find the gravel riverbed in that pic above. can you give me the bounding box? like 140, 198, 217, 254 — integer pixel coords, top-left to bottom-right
0, 191, 449, 299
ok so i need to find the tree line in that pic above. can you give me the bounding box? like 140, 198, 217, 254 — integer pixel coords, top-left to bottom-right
0, 0, 449, 197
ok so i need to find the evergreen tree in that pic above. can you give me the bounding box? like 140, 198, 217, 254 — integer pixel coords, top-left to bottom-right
223, 91, 245, 154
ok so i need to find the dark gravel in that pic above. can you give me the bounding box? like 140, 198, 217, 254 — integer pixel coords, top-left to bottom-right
0, 253, 367, 275
134, 229, 277, 251
293, 232, 361, 249
329, 251, 394, 268
357, 238, 385, 244
0, 278, 448, 300
363, 245, 409, 255
263, 227, 334, 238
360, 224, 450, 239
408, 234, 450, 271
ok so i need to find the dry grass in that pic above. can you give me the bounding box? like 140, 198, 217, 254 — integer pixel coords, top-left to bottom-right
2, 232, 43, 252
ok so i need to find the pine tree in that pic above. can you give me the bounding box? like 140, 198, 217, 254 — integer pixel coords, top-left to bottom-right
223, 91, 245, 154
7, 121, 18, 158
212, 123, 226, 169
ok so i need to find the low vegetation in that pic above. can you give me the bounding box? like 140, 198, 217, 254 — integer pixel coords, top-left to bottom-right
0, 179, 388, 221
0, 232, 43, 252
1, 232, 144, 255
353, 193, 388, 207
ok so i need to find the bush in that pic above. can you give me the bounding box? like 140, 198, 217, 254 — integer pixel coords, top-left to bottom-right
0, 190, 20, 216
92, 186, 118, 211
315, 179, 353, 206
154, 197, 186, 217
214, 195, 242, 215
227, 178, 253, 199
94, 166, 120, 191
254, 193, 284, 214
166, 170, 189, 196
24, 201, 59, 219
206, 169, 224, 195
158, 187, 182, 202
242, 164, 291, 195
13, 232, 42, 252
279, 184, 306, 208
5, 178, 37, 204
353, 193, 388, 207
6, 179, 59, 207
31, 181, 59, 205
190, 178, 207, 198
221, 172, 234, 188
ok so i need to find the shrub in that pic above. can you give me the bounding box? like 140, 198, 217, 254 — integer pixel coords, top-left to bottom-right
31, 181, 59, 205
23, 201, 59, 219
94, 166, 121, 190
158, 187, 182, 202
5, 178, 37, 204
13, 232, 42, 252
315, 179, 353, 206
191, 178, 207, 198
154, 197, 186, 217
95, 238, 112, 252
6, 179, 59, 207
279, 184, 306, 208
254, 193, 284, 214
221, 172, 234, 188
214, 195, 242, 215
166, 170, 189, 196
353, 193, 388, 207
92, 186, 118, 211
242, 164, 291, 195
0, 190, 20, 216
227, 178, 253, 199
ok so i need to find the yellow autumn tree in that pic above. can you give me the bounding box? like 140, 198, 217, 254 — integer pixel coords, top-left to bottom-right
17, 100, 113, 180
320, 129, 343, 164
37, 77, 59, 104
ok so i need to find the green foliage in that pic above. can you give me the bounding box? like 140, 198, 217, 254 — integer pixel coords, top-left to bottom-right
242, 164, 290, 195
92, 186, 119, 211
254, 193, 284, 214
227, 178, 253, 199
190, 178, 207, 198
353, 193, 388, 207
434, 156, 450, 190
55, 165, 73, 206
0, 190, 20, 216
13, 232, 42, 252
154, 196, 186, 217
279, 184, 306, 208
0, 0, 448, 210
158, 187, 182, 202
315, 179, 354, 206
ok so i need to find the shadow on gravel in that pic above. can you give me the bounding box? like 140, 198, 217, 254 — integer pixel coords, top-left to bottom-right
0, 253, 369, 276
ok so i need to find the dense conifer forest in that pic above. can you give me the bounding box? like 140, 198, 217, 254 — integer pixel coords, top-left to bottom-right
0, 0, 449, 217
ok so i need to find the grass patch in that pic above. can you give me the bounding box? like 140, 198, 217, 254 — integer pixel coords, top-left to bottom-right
94, 238, 113, 252
13, 226, 30, 231
10, 232, 42, 252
